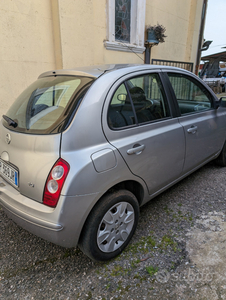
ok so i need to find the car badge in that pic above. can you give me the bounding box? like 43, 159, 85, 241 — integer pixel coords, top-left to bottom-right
6, 133, 11, 144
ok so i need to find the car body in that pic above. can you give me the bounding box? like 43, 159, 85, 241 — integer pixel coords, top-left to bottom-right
0, 64, 226, 261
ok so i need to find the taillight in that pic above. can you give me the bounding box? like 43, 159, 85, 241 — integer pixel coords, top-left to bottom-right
43, 158, 70, 208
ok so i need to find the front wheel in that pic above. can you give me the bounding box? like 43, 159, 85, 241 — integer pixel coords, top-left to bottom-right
78, 190, 139, 262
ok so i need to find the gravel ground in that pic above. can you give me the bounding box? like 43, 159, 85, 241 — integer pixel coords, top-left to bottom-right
1, 161, 226, 299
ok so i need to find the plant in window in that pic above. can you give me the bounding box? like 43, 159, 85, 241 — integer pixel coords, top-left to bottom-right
146, 24, 167, 44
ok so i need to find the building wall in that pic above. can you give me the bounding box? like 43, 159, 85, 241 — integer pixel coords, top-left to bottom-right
0, 0, 56, 117
145, 0, 203, 64
53, 0, 145, 69
55, 0, 204, 69
0, 0, 205, 117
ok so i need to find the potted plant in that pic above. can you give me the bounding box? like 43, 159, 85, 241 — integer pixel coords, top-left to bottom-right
146, 24, 167, 44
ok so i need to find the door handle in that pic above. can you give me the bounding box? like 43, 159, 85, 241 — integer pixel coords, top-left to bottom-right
187, 126, 198, 134
127, 144, 145, 155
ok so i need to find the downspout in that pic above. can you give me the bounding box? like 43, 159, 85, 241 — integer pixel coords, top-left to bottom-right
195, 0, 208, 75
145, 44, 151, 64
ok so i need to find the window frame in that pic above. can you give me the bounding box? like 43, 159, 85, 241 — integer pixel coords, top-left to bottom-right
165, 71, 216, 117
107, 72, 173, 130
105, 0, 146, 53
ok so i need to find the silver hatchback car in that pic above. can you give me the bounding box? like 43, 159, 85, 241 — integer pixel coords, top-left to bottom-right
0, 64, 226, 261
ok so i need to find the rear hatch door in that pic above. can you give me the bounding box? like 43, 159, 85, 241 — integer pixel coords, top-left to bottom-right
0, 74, 95, 203
0, 124, 61, 203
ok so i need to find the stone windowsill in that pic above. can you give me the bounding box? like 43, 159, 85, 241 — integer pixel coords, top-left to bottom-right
104, 41, 145, 54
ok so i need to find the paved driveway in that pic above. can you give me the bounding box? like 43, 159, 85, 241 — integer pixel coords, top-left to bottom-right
1, 161, 226, 299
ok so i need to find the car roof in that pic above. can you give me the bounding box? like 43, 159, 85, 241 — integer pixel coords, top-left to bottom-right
38, 64, 190, 79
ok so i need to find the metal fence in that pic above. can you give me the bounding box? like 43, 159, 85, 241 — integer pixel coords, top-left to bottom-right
151, 59, 194, 72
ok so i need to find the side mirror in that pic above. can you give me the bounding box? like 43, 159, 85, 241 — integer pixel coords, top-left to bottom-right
219, 97, 226, 108
214, 99, 220, 109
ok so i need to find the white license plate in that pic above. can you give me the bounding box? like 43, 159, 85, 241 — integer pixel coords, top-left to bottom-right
0, 159, 18, 187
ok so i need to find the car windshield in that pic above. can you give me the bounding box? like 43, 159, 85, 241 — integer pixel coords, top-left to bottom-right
2, 75, 94, 134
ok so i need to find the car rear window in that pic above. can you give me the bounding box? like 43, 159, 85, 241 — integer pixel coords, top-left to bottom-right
2, 76, 94, 134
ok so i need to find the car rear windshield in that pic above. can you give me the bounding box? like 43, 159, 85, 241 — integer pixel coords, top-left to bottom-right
2, 76, 94, 134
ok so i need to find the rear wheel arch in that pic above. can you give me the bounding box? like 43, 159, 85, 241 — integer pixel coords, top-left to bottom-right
80, 180, 144, 231
78, 189, 139, 261
106, 180, 144, 206
77, 180, 144, 259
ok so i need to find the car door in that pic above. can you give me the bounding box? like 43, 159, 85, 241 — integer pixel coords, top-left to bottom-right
167, 72, 226, 173
103, 71, 186, 196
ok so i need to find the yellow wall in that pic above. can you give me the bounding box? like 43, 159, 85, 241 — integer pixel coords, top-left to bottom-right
0, 0, 204, 117
55, 0, 203, 68
145, 0, 202, 63
0, 0, 55, 117
53, 0, 145, 68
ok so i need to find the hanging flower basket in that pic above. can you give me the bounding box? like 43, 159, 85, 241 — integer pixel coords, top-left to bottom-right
146, 24, 167, 44
147, 29, 159, 44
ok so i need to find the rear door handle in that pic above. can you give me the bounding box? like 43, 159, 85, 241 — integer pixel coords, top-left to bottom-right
187, 125, 198, 134
127, 144, 145, 155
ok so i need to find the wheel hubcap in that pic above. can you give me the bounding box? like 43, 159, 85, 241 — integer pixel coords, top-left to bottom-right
97, 202, 135, 253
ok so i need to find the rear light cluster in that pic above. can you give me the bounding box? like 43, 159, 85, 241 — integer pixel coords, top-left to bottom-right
43, 158, 70, 208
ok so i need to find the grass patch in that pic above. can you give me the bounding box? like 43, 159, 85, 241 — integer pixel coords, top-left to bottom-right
85, 291, 92, 300
133, 274, 147, 282
158, 235, 178, 252
125, 235, 156, 255
146, 265, 158, 276
111, 265, 125, 277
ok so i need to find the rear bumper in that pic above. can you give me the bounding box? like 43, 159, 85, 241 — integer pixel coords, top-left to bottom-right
0, 177, 99, 248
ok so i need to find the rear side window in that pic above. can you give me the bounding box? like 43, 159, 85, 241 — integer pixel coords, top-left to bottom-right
168, 73, 212, 115
3, 76, 94, 134
108, 73, 170, 129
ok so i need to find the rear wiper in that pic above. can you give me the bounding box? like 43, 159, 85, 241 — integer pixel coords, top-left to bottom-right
2, 115, 18, 128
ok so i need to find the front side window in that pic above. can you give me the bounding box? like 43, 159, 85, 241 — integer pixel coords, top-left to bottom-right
168, 73, 212, 115
3, 76, 94, 134
108, 73, 170, 129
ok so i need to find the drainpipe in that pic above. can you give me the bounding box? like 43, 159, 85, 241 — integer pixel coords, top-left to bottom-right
145, 44, 151, 64
195, 0, 208, 75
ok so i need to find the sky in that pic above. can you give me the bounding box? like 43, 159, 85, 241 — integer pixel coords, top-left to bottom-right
202, 0, 226, 58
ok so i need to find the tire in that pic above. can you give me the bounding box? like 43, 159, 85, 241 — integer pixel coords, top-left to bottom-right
216, 141, 226, 166
78, 190, 139, 262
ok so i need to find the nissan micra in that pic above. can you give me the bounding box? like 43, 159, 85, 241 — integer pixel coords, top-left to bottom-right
0, 64, 226, 261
